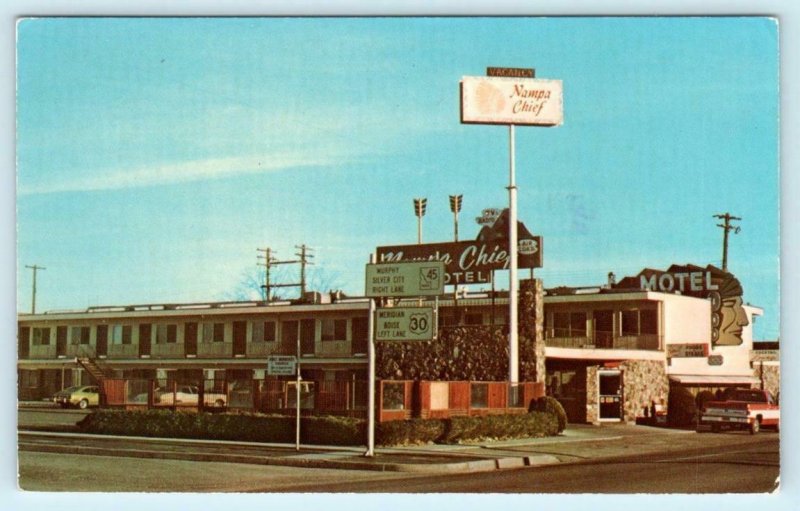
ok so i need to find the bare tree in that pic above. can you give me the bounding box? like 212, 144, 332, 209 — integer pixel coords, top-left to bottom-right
224, 265, 343, 302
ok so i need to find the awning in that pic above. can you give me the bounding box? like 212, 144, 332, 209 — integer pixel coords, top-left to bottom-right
668, 374, 759, 385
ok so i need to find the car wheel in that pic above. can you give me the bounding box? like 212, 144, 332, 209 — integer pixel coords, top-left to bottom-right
750, 418, 760, 435
78, 399, 89, 410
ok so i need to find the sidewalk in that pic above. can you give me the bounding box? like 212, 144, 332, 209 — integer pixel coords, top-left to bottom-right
19, 405, 746, 474
17, 423, 643, 474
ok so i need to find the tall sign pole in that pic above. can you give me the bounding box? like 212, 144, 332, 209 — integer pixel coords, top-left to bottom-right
365, 254, 376, 457
508, 125, 519, 383
461, 67, 562, 387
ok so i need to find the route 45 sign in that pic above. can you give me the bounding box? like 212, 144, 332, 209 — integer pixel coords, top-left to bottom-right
365, 261, 445, 297
375, 307, 435, 342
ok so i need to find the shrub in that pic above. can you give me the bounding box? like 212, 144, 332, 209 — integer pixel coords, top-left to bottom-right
78, 410, 361, 445
376, 418, 445, 446
532, 396, 568, 433
667, 386, 697, 426
441, 412, 558, 444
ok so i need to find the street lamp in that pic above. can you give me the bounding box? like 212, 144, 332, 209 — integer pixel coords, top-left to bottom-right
413, 198, 427, 244
449, 194, 462, 241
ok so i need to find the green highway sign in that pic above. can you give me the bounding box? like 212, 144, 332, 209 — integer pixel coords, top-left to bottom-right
375, 307, 435, 342
365, 260, 445, 297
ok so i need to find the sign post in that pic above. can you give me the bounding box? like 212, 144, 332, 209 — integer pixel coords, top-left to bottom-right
364, 259, 445, 457
460, 68, 562, 386
365, 254, 377, 457
296, 335, 301, 451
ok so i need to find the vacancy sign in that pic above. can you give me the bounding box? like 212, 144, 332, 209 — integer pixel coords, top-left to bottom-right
461, 76, 563, 126
375, 307, 435, 342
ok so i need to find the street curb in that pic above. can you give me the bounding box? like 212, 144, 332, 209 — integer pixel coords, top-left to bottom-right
18, 442, 559, 473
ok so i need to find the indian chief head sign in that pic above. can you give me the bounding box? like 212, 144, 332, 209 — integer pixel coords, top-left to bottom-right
615, 264, 748, 347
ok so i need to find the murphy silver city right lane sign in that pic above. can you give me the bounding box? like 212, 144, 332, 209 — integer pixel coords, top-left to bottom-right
460, 76, 563, 126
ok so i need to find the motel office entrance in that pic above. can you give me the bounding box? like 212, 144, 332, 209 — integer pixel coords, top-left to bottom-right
547, 360, 623, 423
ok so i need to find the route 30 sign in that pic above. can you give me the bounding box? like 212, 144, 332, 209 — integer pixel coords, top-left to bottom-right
375, 307, 435, 342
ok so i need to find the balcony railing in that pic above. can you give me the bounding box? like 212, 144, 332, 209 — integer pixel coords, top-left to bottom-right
197, 342, 233, 358
546, 330, 661, 351
66, 345, 96, 358
28, 345, 57, 358
151, 343, 185, 358
246, 342, 276, 357
107, 344, 138, 358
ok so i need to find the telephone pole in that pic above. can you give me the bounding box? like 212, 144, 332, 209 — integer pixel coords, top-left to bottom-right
25, 264, 46, 314
714, 212, 741, 271
295, 245, 314, 296
256, 248, 274, 301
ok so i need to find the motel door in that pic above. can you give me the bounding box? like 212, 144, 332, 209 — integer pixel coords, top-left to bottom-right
232, 321, 247, 357
56, 326, 68, 357
598, 370, 622, 421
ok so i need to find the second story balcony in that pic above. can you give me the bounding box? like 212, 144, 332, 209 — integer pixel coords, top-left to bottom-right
545, 329, 661, 351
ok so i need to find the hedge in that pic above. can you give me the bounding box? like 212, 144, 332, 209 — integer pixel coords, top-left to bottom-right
78, 410, 363, 445
78, 409, 560, 446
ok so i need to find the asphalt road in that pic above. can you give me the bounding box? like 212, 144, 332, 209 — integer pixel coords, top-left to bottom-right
265, 437, 780, 493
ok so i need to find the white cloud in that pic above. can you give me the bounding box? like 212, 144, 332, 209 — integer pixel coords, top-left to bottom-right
18, 152, 346, 195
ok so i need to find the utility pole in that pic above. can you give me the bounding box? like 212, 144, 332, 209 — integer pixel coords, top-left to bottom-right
259, 245, 313, 301
257, 248, 273, 301
449, 194, 462, 241
295, 245, 314, 297
713, 213, 741, 271
413, 198, 427, 244
25, 264, 46, 314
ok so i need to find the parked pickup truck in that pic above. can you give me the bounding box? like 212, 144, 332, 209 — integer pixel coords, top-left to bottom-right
154, 385, 227, 408
698, 389, 779, 434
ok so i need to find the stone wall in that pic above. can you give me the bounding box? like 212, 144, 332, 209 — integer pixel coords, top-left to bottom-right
620, 359, 669, 423
376, 278, 544, 382
585, 366, 599, 424
753, 363, 780, 400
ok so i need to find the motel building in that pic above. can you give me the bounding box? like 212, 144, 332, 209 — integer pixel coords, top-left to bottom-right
17, 264, 777, 425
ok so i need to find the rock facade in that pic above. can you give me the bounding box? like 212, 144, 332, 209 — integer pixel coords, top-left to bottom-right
376, 278, 545, 382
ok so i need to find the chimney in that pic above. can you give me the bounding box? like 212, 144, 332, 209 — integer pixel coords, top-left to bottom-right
607, 272, 616, 287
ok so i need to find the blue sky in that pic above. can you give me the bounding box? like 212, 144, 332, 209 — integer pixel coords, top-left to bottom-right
16, 17, 779, 339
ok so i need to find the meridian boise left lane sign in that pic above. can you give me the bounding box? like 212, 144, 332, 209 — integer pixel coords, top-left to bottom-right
375, 307, 435, 342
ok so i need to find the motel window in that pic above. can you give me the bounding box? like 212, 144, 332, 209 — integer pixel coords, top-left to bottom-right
252, 321, 277, 343
32, 327, 51, 346
621, 310, 639, 336
321, 319, 347, 342
570, 313, 587, 337
281, 320, 298, 347
553, 312, 569, 336
439, 314, 457, 327
110, 325, 133, 345
640, 309, 658, 335
464, 313, 483, 325
213, 323, 225, 343
156, 324, 178, 344
351, 317, 368, 354
70, 326, 91, 345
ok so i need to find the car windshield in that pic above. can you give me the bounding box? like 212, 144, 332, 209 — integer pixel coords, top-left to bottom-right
61, 386, 81, 392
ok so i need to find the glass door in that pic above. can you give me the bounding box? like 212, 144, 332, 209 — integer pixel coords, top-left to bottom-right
598, 370, 622, 421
